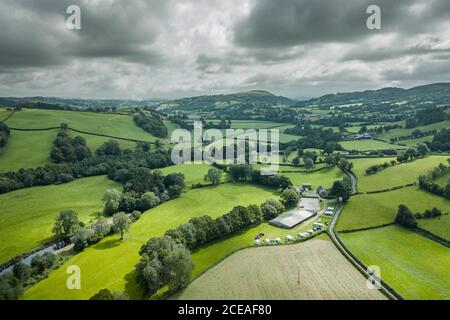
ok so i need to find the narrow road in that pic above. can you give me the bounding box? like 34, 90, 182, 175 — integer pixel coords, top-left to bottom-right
327, 168, 399, 300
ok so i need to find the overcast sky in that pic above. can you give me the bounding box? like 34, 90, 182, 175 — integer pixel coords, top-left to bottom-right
0, 0, 449, 99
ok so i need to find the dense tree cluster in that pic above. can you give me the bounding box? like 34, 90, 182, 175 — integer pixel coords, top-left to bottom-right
133, 111, 168, 138
136, 236, 194, 297
429, 129, 450, 152
329, 176, 352, 201
50, 128, 92, 163
89, 288, 128, 300
0, 140, 173, 194
136, 201, 270, 296
395, 204, 417, 228
261, 198, 284, 219
227, 164, 292, 189
284, 124, 342, 150
418, 162, 450, 199
365, 161, 393, 175
414, 207, 443, 220
396, 144, 430, 163
0, 252, 57, 300
280, 188, 301, 208
0, 122, 10, 148
405, 108, 449, 128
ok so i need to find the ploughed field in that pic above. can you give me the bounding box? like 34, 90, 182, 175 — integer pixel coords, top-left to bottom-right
174, 237, 386, 300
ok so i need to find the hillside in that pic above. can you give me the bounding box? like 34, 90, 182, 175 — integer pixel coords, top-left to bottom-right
158, 90, 295, 120
298, 83, 450, 107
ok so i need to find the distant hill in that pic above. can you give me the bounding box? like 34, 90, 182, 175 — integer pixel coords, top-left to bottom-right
0, 97, 165, 110
161, 90, 294, 109
297, 82, 450, 107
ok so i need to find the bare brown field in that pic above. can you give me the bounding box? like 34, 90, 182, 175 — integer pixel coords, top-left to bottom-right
174, 237, 387, 300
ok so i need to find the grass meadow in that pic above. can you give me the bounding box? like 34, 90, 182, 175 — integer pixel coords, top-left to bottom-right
336, 187, 450, 231
23, 182, 277, 300
340, 225, 450, 300
352, 156, 449, 192
0, 129, 57, 172
0, 176, 120, 264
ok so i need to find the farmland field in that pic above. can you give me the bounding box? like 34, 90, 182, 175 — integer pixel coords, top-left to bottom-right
418, 214, 450, 241
352, 156, 449, 192
23, 181, 276, 300
336, 187, 450, 231
379, 120, 450, 140
190, 206, 334, 278
400, 135, 433, 147
0, 176, 121, 264
174, 237, 386, 300
0, 129, 56, 172
279, 166, 345, 189
5, 109, 158, 142
340, 225, 450, 299
339, 139, 404, 151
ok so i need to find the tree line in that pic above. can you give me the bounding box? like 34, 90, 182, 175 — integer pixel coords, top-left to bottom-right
136, 197, 287, 297
395, 204, 445, 229
0, 137, 173, 194
418, 161, 450, 199
0, 122, 10, 148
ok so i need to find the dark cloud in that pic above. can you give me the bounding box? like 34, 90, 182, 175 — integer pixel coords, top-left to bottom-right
234, 0, 450, 48
0, 0, 169, 71
342, 43, 450, 62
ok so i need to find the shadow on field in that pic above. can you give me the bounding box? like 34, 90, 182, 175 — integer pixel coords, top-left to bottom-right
93, 238, 122, 250
124, 270, 146, 300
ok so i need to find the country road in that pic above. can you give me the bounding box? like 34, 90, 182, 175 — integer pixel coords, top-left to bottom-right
327, 168, 399, 300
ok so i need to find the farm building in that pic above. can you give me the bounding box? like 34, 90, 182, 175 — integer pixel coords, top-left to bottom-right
269, 209, 316, 229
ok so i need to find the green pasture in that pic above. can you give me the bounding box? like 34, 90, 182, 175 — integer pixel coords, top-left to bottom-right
0, 129, 56, 172
340, 225, 450, 299
339, 139, 404, 151
5, 109, 158, 142
0, 176, 120, 264
336, 187, 450, 231
23, 182, 276, 300
353, 156, 448, 192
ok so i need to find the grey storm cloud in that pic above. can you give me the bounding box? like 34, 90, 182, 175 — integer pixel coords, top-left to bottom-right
233, 0, 450, 48
0, 0, 169, 71
0, 0, 449, 98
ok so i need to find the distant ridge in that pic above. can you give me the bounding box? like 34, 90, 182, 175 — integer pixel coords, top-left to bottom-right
298, 82, 450, 106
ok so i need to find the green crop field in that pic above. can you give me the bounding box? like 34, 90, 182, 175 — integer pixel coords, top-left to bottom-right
23, 182, 276, 300
434, 172, 450, 187
336, 187, 450, 231
340, 226, 450, 299
159, 163, 230, 187
400, 135, 433, 147
279, 166, 345, 189
379, 120, 450, 140
5, 109, 158, 142
174, 237, 386, 300
0, 129, 56, 172
339, 139, 404, 151
0, 176, 120, 264
352, 156, 448, 192
418, 214, 450, 241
